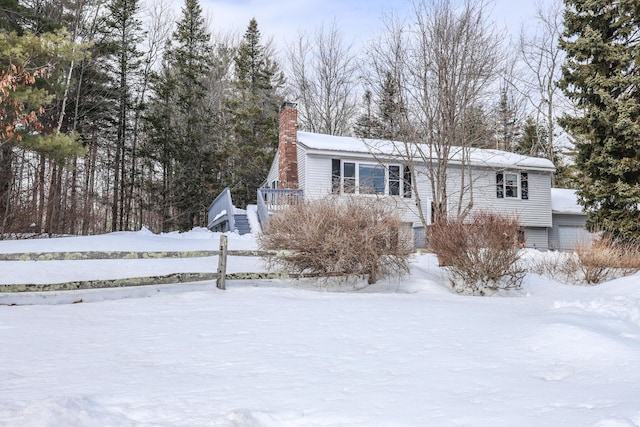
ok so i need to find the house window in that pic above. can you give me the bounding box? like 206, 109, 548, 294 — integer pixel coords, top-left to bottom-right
389, 165, 401, 196
505, 172, 518, 197
331, 159, 411, 196
359, 164, 385, 194
343, 162, 356, 193
496, 171, 528, 200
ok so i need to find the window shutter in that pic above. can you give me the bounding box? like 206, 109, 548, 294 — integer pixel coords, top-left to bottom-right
521, 172, 528, 200
496, 173, 504, 198
331, 159, 340, 194
389, 165, 400, 195
403, 166, 412, 198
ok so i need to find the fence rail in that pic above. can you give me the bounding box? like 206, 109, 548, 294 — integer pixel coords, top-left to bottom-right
0, 249, 286, 261
0, 240, 312, 294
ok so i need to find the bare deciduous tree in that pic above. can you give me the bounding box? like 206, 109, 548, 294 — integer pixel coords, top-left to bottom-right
517, 0, 566, 164
410, 0, 502, 221
287, 20, 359, 136
365, 0, 503, 226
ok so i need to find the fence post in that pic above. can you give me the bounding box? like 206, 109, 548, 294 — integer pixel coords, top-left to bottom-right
216, 235, 228, 290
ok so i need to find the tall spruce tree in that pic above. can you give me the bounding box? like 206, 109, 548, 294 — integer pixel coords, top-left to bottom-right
353, 90, 376, 139
558, 0, 640, 240
354, 72, 406, 140
515, 116, 549, 158
103, 0, 145, 231
227, 18, 283, 208
147, 0, 217, 231
144, 59, 178, 230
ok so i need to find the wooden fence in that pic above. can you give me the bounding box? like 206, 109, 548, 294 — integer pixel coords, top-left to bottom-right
0, 237, 321, 293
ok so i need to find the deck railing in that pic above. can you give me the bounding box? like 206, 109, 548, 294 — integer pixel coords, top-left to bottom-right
257, 188, 304, 227
207, 187, 235, 232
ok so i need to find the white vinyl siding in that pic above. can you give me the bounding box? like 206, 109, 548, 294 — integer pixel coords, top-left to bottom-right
303, 154, 334, 199
523, 227, 549, 250
265, 151, 279, 188
457, 167, 552, 227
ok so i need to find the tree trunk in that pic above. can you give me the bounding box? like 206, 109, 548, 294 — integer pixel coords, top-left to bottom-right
0, 144, 13, 235
37, 153, 46, 233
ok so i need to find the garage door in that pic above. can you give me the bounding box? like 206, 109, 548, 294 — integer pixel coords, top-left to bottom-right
557, 226, 594, 250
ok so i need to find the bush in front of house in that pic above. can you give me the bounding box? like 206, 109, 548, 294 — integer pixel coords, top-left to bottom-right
257, 197, 414, 284
530, 236, 640, 284
426, 212, 525, 295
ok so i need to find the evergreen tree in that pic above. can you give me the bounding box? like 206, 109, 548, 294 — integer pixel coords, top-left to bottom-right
0, 0, 25, 33
354, 72, 406, 140
146, 0, 218, 231
515, 116, 574, 186
0, 30, 86, 233
493, 84, 520, 152
226, 18, 283, 208
103, 0, 145, 231
144, 60, 178, 230
558, 0, 640, 240
376, 71, 406, 140
515, 116, 548, 158
20, 0, 71, 34
462, 104, 493, 149
353, 90, 376, 139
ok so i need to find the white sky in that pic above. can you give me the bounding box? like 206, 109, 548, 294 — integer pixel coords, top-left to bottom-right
192, 0, 554, 50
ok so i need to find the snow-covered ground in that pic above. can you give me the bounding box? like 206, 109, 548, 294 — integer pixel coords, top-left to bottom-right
1, 229, 640, 426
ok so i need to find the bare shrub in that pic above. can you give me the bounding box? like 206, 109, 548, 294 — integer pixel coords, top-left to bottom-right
257, 197, 414, 285
427, 212, 525, 295
529, 237, 640, 285
528, 251, 581, 284
575, 237, 640, 284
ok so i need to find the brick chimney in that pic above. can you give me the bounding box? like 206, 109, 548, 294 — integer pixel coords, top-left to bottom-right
278, 102, 298, 189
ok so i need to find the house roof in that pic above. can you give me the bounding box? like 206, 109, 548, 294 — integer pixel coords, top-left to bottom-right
551, 188, 585, 215
297, 131, 556, 172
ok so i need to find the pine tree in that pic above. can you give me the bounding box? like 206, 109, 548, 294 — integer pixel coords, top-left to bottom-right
0, 0, 25, 33
226, 18, 283, 208
515, 116, 548, 158
462, 104, 493, 149
493, 84, 520, 152
353, 90, 376, 139
146, 0, 218, 231
103, 0, 145, 231
144, 60, 178, 229
354, 72, 406, 140
0, 30, 86, 234
559, 0, 640, 240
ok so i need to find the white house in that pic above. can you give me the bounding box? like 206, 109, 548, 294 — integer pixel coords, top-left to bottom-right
257, 103, 557, 249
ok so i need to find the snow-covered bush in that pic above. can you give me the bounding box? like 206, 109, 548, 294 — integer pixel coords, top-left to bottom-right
427, 212, 524, 295
257, 197, 413, 284
531, 237, 640, 284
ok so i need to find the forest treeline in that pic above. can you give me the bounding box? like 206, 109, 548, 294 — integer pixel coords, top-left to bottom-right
1, 0, 638, 241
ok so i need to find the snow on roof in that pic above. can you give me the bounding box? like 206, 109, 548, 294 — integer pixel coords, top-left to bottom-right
551, 188, 585, 215
297, 131, 556, 171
